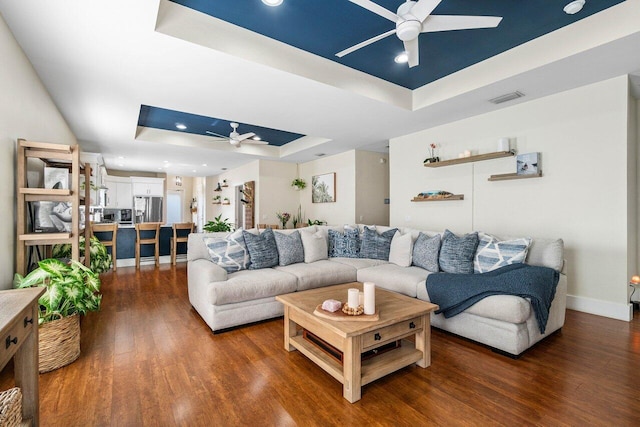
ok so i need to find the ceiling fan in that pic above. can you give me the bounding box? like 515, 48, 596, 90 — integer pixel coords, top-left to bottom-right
337, 0, 503, 68
206, 122, 269, 147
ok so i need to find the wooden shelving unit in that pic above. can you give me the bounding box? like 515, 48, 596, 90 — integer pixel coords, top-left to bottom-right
488, 172, 543, 181
424, 150, 515, 168
411, 195, 464, 202
16, 139, 90, 275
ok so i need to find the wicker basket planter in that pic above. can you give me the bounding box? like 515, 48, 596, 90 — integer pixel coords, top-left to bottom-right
0, 387, 22, 427
38, 314, 81, 373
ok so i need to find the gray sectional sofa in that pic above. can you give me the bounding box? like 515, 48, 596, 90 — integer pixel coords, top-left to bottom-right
187, 225, 566, 356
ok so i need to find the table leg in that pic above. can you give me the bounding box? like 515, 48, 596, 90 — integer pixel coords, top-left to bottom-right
415, 314, 431, 368
283, 306, 296, 352
343, 335, 362, 403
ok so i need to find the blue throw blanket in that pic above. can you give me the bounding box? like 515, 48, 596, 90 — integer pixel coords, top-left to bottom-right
426, 263, 559, 333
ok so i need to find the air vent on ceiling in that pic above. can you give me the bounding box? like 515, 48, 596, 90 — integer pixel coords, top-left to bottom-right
489, 91, 525, 104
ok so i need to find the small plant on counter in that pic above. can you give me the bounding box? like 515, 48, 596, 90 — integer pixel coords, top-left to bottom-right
52, 236, 112, 273
307, 219, 327, 226
276, 212, 291, 229
292, 205, 304, 228
203, 214, 234, 232
291, 178, 307, 190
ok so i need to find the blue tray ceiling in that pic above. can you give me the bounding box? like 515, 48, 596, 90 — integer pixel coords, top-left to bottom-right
138, 105, 305, 146
169, 0, 625, 90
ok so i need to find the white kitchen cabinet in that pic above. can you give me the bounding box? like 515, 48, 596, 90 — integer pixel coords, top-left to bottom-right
104, 177, 118, 208
116, 182, 132, 209
104, 176, 133, 208
131, 177, 164, 197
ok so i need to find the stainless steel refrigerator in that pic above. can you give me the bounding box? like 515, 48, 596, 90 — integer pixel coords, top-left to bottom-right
133, 196, 163, 223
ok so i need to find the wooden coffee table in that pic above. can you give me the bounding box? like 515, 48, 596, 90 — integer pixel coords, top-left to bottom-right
276, 282, 438, 403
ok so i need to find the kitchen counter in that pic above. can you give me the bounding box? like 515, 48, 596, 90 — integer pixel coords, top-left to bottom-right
92, 224, 184, 261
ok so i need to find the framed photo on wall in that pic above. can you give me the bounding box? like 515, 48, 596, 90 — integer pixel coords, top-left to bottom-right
312, 173, 336, 203
516, 152, 540, 175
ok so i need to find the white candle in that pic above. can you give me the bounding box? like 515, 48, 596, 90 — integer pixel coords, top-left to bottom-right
363, 282, 375, 315
358, 292, 364, 306
348, 288, 359, 309
458, 153, 465, 158
464, 150, 471, 157
498, 137, 510, 152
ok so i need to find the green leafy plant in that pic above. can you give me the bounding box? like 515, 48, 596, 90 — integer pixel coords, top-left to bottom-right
52, 236, 112, 273
292, 205, 303, 228
291, 178, 307, 190
13, 258, 102, 325
307, 219, 326, 226
203, 214, 234, 232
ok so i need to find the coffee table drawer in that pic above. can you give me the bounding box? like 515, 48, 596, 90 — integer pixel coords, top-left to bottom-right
362, 316, 423, 349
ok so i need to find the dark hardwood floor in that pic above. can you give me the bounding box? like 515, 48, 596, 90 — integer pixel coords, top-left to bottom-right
2, 264, 639, 426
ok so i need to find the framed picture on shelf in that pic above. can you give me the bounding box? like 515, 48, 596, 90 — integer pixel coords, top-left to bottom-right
516, 152, 540, 175
44, 166, 69, 189
312, 173, 336, 203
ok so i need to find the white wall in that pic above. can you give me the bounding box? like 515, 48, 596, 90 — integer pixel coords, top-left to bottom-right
390, 75, 634, 320
299, 151, 356, 225
206, 161, 259, 225
257, 160, 298, 227
355, 151, 389, 226
0, 14, 77, 289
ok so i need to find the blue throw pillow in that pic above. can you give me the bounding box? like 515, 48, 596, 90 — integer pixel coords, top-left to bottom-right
439, 229, 479, 274
273, 230, 305, 266
243, 228, 279, 269
328, 228, 360, 258
412, 232, 441, 272
359, 227, 398, 260
474, 234, 532, 273
203, 229, 250, 273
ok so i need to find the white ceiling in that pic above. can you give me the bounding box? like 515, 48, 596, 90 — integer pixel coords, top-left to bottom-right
1, 0, 639, 177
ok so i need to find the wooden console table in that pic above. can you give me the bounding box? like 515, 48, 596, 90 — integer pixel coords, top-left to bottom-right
0, 288, 45, 426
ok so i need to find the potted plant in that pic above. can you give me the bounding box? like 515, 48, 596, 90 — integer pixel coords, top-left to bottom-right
222, 197, 231, 205
52, 235, 112, 273
276, 212, 291, 229
307, 219, 327, 226
13, 258, 102, 373
213, 195, 221, 204
291, 178, 307, 190
203, 214, 234, 232
292, 205, 303, 228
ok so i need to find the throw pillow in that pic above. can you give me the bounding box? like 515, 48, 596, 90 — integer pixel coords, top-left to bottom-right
359, 226, 398, 260
412, 232, 441, 272
203, 229, 250, 273
328, 228, 360, 258
388, 231, 414, 267
474, 234, 532, 273
299, 228, 329, 263
439, 229, 479, 274
242, 228, 279, 269
273, 230, 304, 266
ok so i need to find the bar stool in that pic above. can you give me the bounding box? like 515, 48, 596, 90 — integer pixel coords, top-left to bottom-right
91, 222, 118, 271
135, 222, 160, 268
171, 222, 193, 265
257, 224, 279, 230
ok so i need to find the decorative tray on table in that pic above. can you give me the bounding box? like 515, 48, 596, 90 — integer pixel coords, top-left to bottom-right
313, 303, 379, 321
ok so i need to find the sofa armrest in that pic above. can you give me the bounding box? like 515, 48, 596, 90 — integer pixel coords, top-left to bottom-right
188, 258, 228, 284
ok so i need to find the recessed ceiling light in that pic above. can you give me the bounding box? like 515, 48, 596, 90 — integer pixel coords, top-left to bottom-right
202, 163, 207, 167
163, 160, 169, 163
252, 136, 261, 141
175, 123, 187, 130
192, 170, 196, 173
118, 156, 125, 159
563, 0, 585, 14
394, 52, 409, 64
262, 0, 283, 6
117, 163, 124, 167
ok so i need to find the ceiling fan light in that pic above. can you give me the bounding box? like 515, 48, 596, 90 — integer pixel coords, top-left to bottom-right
175, 123, 187, 130
563, 0, 585, 15
252, 136, 261, 141
394, 52, 409, 64
262, 0, 283, 6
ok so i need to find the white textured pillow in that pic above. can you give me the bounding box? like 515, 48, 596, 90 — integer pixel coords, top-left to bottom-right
389, 231, 414, 267
299, 229, 328, 263
203, 229, 250, 273
474, 234, 532, 273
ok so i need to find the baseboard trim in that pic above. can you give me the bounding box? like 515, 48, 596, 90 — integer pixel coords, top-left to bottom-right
566, 295, 632, 321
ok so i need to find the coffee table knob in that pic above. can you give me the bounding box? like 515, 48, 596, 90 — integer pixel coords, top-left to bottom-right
409, 322, 416, 329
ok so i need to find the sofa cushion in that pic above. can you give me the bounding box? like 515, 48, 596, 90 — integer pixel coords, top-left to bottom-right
209, 268, 298, 305
273, 230, 304, 266
439, 230, 479, 274
243, 228, 279, 269
357, 264, 428, 297
526, 238, 564, 272
275, 260, 356, 291
328, 228, 360, 258
388, 231, 414, 267
299, 228, 329, 263
474, 234, 532, 274
203, 230, 250, 273
330, 257, 389, 270
417, 282, 531, 323
412, 233, 441, 272
359, 226, 398, 260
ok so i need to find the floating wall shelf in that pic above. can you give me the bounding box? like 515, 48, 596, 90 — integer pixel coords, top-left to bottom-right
424, 150, 515, 168
411, 195, 464, 202
488, 172, 543, 181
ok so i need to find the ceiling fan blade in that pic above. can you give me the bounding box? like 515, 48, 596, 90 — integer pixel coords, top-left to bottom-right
236, 132, 256, 142
409, 0, 442, 22
348, 0, 398, 22
243, 140, 269, 145
336, 28, 397, 57
206, 130, 228, 139
403, 39, 419, 68
421, 15, 503, 33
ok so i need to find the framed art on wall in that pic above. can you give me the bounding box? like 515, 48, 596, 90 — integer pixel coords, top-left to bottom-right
516, 152, 540, 175
312, 173, 336, 203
